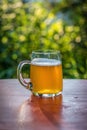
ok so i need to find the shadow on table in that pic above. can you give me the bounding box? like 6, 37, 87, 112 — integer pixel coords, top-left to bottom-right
38, 95, 63, 126
18, 94, 63, 129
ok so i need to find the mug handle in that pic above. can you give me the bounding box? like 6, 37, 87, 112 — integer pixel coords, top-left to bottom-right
17, 60, 32, 90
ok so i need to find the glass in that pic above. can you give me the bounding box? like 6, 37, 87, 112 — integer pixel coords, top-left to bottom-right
17, 50, 63, 97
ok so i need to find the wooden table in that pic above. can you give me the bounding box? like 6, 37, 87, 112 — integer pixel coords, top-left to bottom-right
0, 79, 87, 130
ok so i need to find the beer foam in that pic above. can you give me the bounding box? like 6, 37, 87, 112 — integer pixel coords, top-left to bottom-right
31, 58, 61, 66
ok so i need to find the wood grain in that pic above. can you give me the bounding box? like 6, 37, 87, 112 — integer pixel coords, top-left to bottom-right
0, 79, 87, 130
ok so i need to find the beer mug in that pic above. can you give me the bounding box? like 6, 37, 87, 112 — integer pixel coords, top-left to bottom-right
17, 50, 63, 97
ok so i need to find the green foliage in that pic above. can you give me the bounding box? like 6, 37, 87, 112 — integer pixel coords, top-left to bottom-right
0, 0, 87, 79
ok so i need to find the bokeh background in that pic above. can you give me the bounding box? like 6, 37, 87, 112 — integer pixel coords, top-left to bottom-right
0, 0, 87, 79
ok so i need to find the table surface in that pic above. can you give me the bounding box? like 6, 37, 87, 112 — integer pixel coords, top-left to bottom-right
0, 79, 87, 130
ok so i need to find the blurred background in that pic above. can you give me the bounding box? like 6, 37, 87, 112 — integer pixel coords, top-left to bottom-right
0, 0, 87, 79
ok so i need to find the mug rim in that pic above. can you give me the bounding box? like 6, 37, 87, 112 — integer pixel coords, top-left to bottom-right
32, 50, 60, 54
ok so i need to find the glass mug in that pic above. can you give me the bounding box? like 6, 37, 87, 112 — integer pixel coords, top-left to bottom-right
17, 50, 63, 97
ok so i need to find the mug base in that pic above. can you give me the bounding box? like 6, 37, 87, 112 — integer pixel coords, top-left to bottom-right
33, 91, 62, 98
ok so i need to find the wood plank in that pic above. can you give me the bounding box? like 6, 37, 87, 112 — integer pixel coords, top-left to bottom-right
0, 79, 87, 130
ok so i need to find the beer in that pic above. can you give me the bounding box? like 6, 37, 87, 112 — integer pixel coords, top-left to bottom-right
17, 50, 63, 97
30, 58, 63, 95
